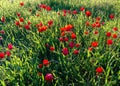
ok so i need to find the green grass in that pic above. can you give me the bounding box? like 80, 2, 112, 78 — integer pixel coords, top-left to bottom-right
0, 0, 120, 86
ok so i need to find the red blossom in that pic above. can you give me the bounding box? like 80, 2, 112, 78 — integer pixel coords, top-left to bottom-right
73, 50, 79, 55
85, 11, 91, 17
68, 42, 75, 48
24, 24, 30, 30
109, 14, 114, 19
43, 59, 50, 66
19, 17, 24, 22
94, 30, 99, 35
112, 34, 117, 39
16, 12, 21, 17
15, 21, 20, 26
50, 46, 55, 51
107, 39, 113, 45
86, 21, 90, 26
106, 32, 111, 37
0, 52, 5, 59
88, 47, 93, 51
46, 6, 52, 11
75, 43, 80, 47
80, 7, 85, 11
45, 73, 53, 82
96, 67, 103, 73
84, 31, 89, 35
62, 47, 69, 56
6, 51, 11, 57
8, 43, 13, 50
96, 17, 101, 21
71, 33, 76, 39
48, 20, 53, 26
28, 21, 31, 25
38, 26, 47, 32
64, 37, 69, 42
38, 64, 43, 68
72, 10, 77, 14
91, 41, 98, 47
20, 2, 24, 6
113, 27, 118, 31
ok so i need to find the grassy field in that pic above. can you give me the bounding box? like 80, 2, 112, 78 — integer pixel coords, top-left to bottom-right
0, 0, 120, 86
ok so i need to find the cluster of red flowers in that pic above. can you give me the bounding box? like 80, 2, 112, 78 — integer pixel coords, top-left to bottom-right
59, 24, 80, 56
39, 4, 52, 11
1, 1, 118, 83
38, 59, 54, 81
36, 20, 53, 33
105, 27, 119, 45
0, 43, 13, 59
15, 13, 31, 30
58, 7, 85, 16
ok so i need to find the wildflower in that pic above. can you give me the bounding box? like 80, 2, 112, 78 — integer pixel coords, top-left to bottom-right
113, 27, 118, 31
86, 21, 90, 26
112, 34, 117, 39
6, 51, 11, 57
106, 32, 111, 37
59, 37, 64, 42
68, 42, 75, 48
27, 21, 31, 25
96, 17, 101, 21
95, 22, 101, 28
19, 17, 24, 22
24, 24, 30, 30
0, 52, 5, 59
43, 59, 49, 66
92, 23, 96, 28
96, 67, 103, 73
20, 2, 24, 6
94, 30, 99, 35
16, 12, 21, 17
75, 43, 80, 48
45, 73, 53, 82
72, 10, 77, 14
80, 7, 85, 11
91, 41, 98, 47
64, 37, 69, 42
62, 47, 69, 56
46, 6, 52, 11
65, 24, 73, 31
38, 64, 43, 68
48, 20, 53, 26
85, 11, 91, 17
73, 50, 79, 55
84, 31, 89, 35
71, 33, 76, 39
109, 14, 114, 19
50, 46, 55, 51
88, 47, 93, 51
107, 39, 113, 45
38, 26, 47, 32
8, 43, 13, 50
15, 21, 20, 26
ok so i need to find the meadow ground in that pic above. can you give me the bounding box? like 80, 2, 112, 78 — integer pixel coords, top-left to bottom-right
0, 0, 120, 86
